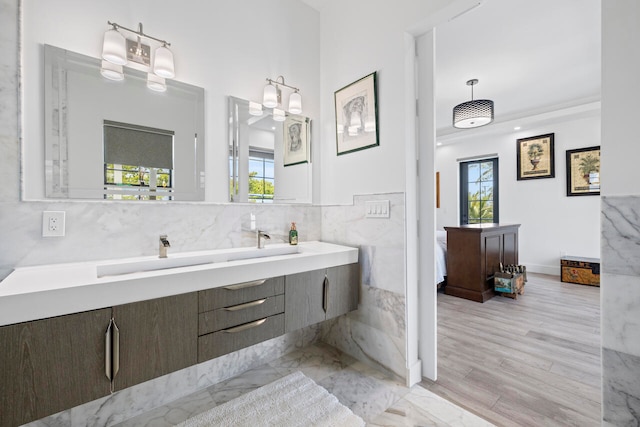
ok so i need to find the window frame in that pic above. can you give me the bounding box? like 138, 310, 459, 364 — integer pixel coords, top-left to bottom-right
459, 157, 499, 225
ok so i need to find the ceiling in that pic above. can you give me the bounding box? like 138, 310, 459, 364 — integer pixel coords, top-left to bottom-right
301, 0, 601, 138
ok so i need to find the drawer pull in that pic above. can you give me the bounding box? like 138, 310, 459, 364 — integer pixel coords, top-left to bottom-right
222, 318, 267, 333
223, 279, 267, 291
224, 298, 267, 312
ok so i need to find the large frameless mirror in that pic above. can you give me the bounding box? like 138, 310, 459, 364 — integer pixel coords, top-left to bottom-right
228, 96, 312, 204
43, 45, 205, 201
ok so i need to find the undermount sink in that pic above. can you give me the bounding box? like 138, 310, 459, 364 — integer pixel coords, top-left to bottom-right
96, 244, 300, 278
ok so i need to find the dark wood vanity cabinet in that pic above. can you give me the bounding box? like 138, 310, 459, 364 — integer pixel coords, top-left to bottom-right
284, 263, 360, 332
0, 293, 198, 427
0, 264, 359, 426
197, 277, 286, 362
444, 224, 520, 302
0, 308, 112, 427
112, 292, 198, 391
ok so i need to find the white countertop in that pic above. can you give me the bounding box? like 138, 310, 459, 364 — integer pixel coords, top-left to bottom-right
0, 241, 358, 326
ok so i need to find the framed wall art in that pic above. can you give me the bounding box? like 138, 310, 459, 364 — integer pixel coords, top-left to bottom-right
334, 72, 379, 155
283, 115, 309, 167
516, 133, 555, 180
566, 146, 600, 196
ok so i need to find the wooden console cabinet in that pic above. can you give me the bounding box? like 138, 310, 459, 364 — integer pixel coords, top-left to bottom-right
444, 224, 520, 302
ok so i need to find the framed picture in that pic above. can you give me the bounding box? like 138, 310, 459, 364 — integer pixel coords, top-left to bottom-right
516, 133, 555, 180
566, 146, 600, 196
334, 72, 379, 155
283, 115, 309, 167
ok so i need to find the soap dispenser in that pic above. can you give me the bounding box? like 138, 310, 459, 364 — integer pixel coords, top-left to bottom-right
289, 222, 298, 245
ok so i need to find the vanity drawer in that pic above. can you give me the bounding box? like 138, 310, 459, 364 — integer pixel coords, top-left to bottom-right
198, 313, 285, 362
198, 294, 284, 335
198, 276, 284, 312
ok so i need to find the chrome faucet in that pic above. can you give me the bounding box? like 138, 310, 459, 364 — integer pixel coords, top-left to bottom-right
257, 230, 271, 249
159, 235, 170, 258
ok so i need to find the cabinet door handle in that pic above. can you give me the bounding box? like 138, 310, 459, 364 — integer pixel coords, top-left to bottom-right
323, 275, 329, 313
224, 298, 267, 311
104, 318, 120, 383
223, 279, 267, 290
222, 318, 267, 333
105, 320, 112, 381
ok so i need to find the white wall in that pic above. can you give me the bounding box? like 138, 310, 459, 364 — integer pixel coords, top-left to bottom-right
436, 114, 601, 274
317, 0, 449, 205
22, 0, 320, 202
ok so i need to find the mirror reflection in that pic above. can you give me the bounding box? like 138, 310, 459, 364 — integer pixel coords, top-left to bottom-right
44, 45, 205, 201
228, 96, 312, 204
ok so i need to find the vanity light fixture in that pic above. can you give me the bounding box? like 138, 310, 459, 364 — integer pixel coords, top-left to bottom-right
272, 108, 286, 122
453, 79, 494, 129
263, 76, 302, 114
147, 73, 167, 92
101, 21, 175, 87
100, 60, 124, 81
249, 101, 263, 116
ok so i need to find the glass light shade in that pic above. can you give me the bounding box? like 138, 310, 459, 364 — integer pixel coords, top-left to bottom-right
337, 124, 344, 134
147, 73, 167, 92
288, 91, 302, 114
153, 45, 175, 78
263, 84, 279, 108
100, 60, 124, 81
249, 101, 263, 116
453, 99, 494, 129
272, 108, 286, 122
102, 29, 127, 65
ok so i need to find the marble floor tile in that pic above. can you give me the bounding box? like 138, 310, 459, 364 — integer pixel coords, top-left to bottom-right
115, 343, 487, 427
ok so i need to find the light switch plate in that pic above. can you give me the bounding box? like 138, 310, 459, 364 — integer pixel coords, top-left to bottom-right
365, 200, 390, 218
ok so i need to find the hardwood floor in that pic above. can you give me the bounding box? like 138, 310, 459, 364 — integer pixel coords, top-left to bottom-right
421, 273, 601, 427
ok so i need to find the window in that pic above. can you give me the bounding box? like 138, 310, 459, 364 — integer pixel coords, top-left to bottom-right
248, 150, 275, 203
460, 158, 499, 224
103, 121, 174, 201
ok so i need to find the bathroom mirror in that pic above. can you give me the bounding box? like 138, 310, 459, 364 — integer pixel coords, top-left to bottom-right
228, 96, 312, 204
44, 45, 205, 201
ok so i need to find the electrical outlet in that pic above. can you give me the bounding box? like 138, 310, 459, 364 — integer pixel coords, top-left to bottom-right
43, 211, 66, 237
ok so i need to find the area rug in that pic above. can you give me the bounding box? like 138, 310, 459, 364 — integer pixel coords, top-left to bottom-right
176, 371, 365, 427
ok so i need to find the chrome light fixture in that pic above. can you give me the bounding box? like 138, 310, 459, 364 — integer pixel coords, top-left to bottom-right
101, 21, 175, 89
453, 79, 494, 129
263, 76, 302, 114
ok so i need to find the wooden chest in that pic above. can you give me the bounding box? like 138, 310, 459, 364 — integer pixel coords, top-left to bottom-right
560, 256, 600, 286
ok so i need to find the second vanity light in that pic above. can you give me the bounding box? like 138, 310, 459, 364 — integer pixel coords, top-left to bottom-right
263, 76, 303, 115
101, 21, 175, 92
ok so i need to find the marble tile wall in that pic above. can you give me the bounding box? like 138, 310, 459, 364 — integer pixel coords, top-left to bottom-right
601, 196, 640, 425
320, 193, 407, 380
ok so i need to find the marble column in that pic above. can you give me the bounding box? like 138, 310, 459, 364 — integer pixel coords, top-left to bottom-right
601, 196, 640, 426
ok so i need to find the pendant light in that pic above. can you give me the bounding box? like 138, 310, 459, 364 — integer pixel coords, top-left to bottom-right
102, 25, 127, 65
453, 79, 494, 129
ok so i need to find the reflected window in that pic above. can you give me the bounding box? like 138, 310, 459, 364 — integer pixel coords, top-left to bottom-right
103, 120, 174, 200
248, 149, 274, 203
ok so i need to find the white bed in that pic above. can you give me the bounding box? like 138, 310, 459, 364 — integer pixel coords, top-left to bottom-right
436, 230, 447, 285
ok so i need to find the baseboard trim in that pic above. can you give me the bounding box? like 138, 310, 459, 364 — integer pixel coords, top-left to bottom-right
522, 263, 560, 276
